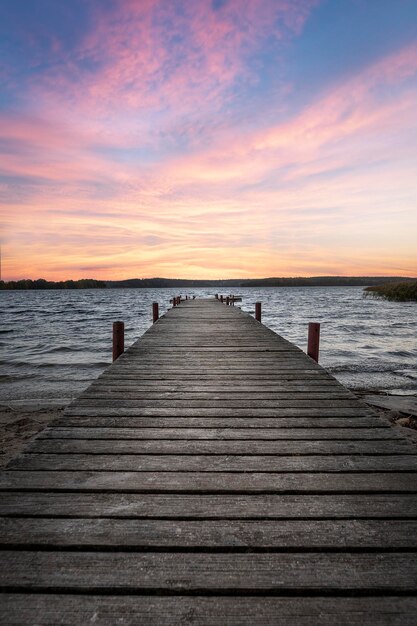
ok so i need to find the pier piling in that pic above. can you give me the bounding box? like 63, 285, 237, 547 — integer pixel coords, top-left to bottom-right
307, 322, 320, 362
112, 321, 124, 361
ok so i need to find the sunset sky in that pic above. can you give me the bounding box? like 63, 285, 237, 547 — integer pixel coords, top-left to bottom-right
1, 0, 417, 280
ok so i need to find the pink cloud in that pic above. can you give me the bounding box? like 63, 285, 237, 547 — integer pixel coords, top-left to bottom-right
160, 42, 417, 187
28, 0, 319, 134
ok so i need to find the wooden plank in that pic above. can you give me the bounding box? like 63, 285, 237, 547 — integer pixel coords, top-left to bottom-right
2, 493, 417, 518
80, 391, 354, 400
99, 372, 328, 379
9, 453, 417, 472
27, 439, 414, 456
63, 407, 374, 417
89, 381, 342, 389
1, 518, 417, 548
1, 471, 416, 493
51, 417, 389, 428
72, 400, 362, 408
41, 427, 399, 440
1, 552, 416, 591
2, 595, 417, 626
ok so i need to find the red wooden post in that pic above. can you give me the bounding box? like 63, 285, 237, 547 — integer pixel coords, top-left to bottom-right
112, 321, 124, 361
152, 302, 159, 323
308, 322, 320, 362
255, 302, 261, 322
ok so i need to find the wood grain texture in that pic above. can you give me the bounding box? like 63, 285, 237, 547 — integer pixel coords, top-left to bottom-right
1, 470, 417, 492
41, 426, 399, 439
9, 453, 417, 471
2, 492, 417, 518
2, 595, 417, 626
1, 518, 417, 548
1, 551, 417, 591
27, 438, 414, 455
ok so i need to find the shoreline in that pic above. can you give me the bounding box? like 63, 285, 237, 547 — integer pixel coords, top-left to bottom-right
1, 391, 416, 469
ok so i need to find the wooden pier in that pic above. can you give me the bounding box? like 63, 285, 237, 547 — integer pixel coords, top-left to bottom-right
1, 298, 417, 624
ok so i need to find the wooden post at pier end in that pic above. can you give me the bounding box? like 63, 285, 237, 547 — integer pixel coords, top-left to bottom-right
307, 322, 320, 362
220, 295, 224, 303
226, 296, 230, 306
255, 301, 262, 322
112, 321, 124, 361
152, 302, 159, 323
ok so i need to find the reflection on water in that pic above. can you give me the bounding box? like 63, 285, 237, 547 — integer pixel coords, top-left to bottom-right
0, 287, 416, 401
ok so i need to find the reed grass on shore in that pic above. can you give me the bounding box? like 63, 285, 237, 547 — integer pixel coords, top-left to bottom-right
364, 280, 417, 302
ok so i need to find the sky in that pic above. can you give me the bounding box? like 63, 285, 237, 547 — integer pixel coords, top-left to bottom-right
1, 0, 417, 280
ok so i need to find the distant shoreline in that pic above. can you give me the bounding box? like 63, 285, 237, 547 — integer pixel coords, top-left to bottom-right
1, 276, 416, 290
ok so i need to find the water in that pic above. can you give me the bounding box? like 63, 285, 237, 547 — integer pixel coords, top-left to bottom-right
0, 287, 416, 404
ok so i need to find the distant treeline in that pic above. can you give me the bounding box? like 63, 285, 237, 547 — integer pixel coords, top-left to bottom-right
106, 276, 416, 288
0, 278, 106, 290
1, 276, 415, 290
238, 276, 415, 287
364, 280, 417, 302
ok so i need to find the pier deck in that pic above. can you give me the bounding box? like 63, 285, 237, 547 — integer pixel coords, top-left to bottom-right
1, 298, 417, 624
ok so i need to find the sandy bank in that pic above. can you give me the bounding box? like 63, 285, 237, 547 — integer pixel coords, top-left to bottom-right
0, 404, 65, 469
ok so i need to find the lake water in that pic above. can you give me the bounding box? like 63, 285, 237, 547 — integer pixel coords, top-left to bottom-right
0, 287, 416, 405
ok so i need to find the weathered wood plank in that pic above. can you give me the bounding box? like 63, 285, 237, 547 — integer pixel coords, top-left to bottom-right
1, 518, 417, 548
51, 417, 389, 428
1, 552, 416, 591
63, 407, 374, 417
27, 439, 414, 455
1, 471, 416, 493
41, 427, 399, 440
2, 595, 417, 626
80, 391, 354, 400
9, 453, 417, 472
72, 399, 362, 408
2, 493, 417, 518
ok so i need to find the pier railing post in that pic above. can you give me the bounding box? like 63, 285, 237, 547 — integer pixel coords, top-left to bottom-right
220, 295, 224, 303
152, 302, 159, 323
255, 302, 262, 322
112, 321, 124, 361
226, 296, 230, 306
307, 322, 320, 362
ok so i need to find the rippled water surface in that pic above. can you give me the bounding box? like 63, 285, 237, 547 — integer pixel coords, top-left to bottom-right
1, 287, 416, 403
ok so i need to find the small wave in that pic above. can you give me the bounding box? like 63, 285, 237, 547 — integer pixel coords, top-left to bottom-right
386, 349, 415, 357
38, 361, 110, 369
400, 369, 417, 381
329, 362, 411, 374
0, 373, 38, 382
46, 346, 86, 354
